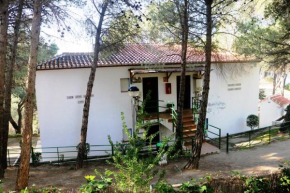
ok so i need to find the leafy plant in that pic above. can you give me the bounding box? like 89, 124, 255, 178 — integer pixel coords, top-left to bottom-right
86, 96, 175, 193
79, 170, 113, 193
166, 103, 174, 112
246, 115, 259, 130
153, 180, 175, 193
244, 176, 271, 193
32, 152, 42, 164
179, 176, 213, 193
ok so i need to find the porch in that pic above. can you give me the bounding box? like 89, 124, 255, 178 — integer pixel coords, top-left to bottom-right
135, 97, 221, 153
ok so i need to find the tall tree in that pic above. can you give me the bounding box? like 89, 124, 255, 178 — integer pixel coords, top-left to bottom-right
234, 0, 289, 96
146, 0, 194, 152
16, 0, 43, 189
3, 0, 24, 170
176, 0, 189, 152
184, 0, 213, 169
0, 0, 9, 179
76, 0, 143, 168
76, 0, 109, 169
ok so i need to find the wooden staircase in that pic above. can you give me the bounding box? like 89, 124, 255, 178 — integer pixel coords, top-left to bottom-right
169, 109, 197, 146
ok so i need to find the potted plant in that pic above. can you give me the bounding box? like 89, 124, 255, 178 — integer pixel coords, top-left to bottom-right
166, 103, 174, 113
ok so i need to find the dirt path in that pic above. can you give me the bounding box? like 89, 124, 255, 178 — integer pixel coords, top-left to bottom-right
2, 139, 290, 192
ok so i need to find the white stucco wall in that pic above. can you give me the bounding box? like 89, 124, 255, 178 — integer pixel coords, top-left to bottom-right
206, 63, 259, 136
36, 62, 259, 160
259, 99, 284, 128
36, 67, 133, 160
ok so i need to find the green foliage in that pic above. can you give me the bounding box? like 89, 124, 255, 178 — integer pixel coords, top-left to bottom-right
3, 184, 62, 193
79, 170, 113, 193
32, 152, 42, 164
244, 176, 271, 193
106, 112, 174, 192
246, 115, 259, 130
0, 180, 3, 193
153, 180, 175, 193
80, 98, 175, 193
233, 5, 289, 72
154, 175, 213, 193
259, 89, 266, 100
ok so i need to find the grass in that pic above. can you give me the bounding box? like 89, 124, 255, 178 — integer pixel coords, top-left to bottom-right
235, 128, 290, 150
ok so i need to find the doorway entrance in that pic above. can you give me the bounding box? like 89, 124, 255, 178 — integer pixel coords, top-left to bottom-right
142, 77, 159, 113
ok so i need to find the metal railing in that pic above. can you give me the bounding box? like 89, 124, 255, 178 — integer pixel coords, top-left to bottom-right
136, 99, 174, 123
7, 143, 161, 167
225, 121, 290, 153
205, 119, 222, 149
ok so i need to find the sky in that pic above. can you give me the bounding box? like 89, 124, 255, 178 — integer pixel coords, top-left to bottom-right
40, 3, 94, 55
39, 0, 269, 55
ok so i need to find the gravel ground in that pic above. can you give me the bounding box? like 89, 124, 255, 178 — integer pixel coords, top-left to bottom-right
2, 139, 290, 192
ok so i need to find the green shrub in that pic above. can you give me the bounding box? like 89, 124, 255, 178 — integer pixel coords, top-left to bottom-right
153, 180, 175, 193
246, 115, 259, 130
79, 170, 113, 193
80, 97, 175, 193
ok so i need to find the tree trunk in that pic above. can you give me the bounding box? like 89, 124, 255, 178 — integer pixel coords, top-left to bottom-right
273, 72, 277, 95
282, 65, 286, 96
9, 99, 24, 134
184, 0, 212, 170
10, 116, 21, 134
75, 0, 108, 169
0, 0, 9, 179
3, 0, 24, 170
175, 0, 189, 152
16, 0, 42, 190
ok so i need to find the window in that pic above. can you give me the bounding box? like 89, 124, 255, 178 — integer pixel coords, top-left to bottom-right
120, 78, 130, 92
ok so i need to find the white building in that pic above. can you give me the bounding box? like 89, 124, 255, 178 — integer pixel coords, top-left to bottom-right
259, 95, 290, 127
35, 44, 259, 160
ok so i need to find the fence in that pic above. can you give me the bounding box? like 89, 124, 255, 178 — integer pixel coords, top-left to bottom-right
225, 121, 290, 153
7, 142, 161, 167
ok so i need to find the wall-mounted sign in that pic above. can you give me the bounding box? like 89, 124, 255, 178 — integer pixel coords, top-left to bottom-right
165, 83, 171, 94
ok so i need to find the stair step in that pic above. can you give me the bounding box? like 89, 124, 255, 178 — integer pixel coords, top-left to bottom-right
168, 118, 194, 123
183, 135, 195, 141
183, 128, 197, 134
183, 132, 195, 137
183, 117, 194, 123
183, 121, 196, 127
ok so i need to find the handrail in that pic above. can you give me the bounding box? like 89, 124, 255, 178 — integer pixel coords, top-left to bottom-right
206, 124, 221, 131
205, 120, 221, 149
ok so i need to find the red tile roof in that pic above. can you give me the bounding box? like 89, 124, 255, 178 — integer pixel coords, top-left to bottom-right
270, 95, 290, 107
37, 44, 257, 70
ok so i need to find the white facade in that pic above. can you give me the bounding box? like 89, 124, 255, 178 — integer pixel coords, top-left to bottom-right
259, 99, 285, 128
36, 62, 259, 160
